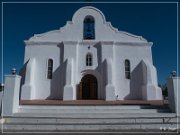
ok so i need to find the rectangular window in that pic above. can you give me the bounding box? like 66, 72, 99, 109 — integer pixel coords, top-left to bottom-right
86, 53, 92, 66
125, 59, 130, 79
47, 59, 53, 79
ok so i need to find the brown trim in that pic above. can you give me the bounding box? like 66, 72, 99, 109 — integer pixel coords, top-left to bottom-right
20, 100, 168, 106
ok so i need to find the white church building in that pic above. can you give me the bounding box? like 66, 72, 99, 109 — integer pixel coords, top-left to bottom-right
3, 6, 180, 132
19, 6, 162, 101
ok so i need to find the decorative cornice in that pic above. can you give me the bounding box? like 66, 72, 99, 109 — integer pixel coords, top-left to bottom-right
114, 41, 152, 46
100, 41, 114, 45
63, 41, 78, 45
24, 40, 151, 47
79, 40, 100, 45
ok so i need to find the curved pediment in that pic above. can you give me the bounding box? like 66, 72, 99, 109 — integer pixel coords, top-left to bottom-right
27, 6, 148, 43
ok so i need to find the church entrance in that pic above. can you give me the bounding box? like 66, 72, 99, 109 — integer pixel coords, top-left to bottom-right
79, 74, 98, 100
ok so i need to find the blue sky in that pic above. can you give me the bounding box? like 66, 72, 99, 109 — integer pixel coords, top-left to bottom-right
1, 1, 178, 85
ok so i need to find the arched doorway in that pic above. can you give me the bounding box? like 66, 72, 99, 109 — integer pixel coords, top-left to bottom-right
79, 74, 98, 100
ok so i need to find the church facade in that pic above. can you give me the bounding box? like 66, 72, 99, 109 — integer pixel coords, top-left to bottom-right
20, 6, 162, 101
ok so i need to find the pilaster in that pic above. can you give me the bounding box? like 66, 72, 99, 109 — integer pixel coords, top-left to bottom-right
167, 77, 180, 116
63, 58, 74, 100
105, 58, 115, 101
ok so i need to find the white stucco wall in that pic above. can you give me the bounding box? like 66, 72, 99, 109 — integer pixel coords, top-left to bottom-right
20, 6, 162, 100
22, 45, 62, 99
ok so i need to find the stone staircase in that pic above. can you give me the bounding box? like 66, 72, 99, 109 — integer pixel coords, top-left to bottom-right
0, 104, 179, 133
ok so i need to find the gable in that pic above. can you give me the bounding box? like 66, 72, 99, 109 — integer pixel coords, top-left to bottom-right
27, 6, 148, 43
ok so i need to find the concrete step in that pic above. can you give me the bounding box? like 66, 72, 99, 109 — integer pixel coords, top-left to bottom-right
16, 105, 171, 115
1, 110, 179, 132
19, 105, 169, 109
2, 123, 178, 132
1, 105, 177, 132
3, 117, 178, 124
2, 116, 179, 132
12, 112, 176, 118
18, 108, 170, 114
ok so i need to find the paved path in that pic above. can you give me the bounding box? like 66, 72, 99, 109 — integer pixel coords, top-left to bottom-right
0, 132, 179, 135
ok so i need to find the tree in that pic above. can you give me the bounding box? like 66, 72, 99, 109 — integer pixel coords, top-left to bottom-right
162, 85, 168, 98
0, 83, 4, 92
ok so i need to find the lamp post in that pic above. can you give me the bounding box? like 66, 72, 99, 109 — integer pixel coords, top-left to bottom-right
11, 68, 16, 75
171, 71, 177, 77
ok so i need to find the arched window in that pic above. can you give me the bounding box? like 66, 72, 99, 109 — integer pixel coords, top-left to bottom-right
83, 16, 95, 40
47, 59, 53, 79
125, 59, 130, 79
86, 53, 92, 66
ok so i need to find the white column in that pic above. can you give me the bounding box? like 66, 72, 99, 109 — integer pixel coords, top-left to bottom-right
21, 58, 36, 100
105, 58, 115, 101
167, 77, 180, 116
63, 58, 74, 100
3, 75, 21, 116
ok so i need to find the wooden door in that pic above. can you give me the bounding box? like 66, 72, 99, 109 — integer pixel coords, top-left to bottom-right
79, 74, 97, 100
